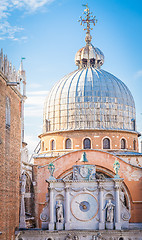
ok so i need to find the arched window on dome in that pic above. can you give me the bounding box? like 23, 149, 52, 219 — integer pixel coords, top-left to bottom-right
65, 138, 72, 149
103, 138, 110, 149
133, 139, 136, 150
121, 138, 126, 149
83, 138, 91, 149
51, 139, 55, 150
42, 141, 44, 151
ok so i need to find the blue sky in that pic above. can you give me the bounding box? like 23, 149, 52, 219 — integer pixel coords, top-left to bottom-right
0, 0, 142, 154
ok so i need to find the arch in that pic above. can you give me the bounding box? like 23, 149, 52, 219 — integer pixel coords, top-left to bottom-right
56, 194, 64, 201
65, 138, 72, 149
104, 193, 114, 200
121, 138, 126, 149
20, 172, 35, 228
133, 139, 136, 150
83, 138, 91, 149
50, 139, 55, 150
103, 137, 110, 149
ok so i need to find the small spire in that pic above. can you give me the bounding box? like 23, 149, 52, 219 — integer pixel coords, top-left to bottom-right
78, 4, 97, 44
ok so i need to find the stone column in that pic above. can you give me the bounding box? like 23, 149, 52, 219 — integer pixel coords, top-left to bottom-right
115, 181, 121, 230
98, 183, 105, 230
19, 174, 26, 229
48, 186, 54, 230
65, 186, 70, 230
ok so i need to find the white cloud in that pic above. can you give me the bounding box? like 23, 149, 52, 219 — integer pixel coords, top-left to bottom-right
134, 70, 142, 79
28, 83, 42, 89
25, 90, 49, 116
0, 0, 54, 40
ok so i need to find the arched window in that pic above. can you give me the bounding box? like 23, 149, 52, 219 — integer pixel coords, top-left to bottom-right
133, 139, 136, 150
6, 97, 10, 128
51, 139, 55, 150
121, 138, 126, 149
42, 141, 44, 151
65, 138, 71, 149
83, 138, 91, 149
103, 138, 110, 149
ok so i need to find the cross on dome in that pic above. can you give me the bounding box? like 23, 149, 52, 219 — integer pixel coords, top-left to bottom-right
76, 5, 104, 68
78, 4, 97, 44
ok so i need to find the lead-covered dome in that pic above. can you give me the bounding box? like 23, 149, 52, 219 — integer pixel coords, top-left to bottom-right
43, 6, 136, 134
43, 67, 136, 133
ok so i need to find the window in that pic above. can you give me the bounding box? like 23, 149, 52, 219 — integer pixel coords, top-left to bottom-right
65, 138, 71, 149
51, 139, 55, 150
6, 97, 10, 128
131, 119, 136, 131
42, 141, 44, 151
121, 138, 126, 149
103, 138, 110, 149
83, 138, 91, 149
133, 139, 136, 150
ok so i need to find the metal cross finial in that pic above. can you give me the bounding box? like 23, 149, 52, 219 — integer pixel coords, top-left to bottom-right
78, 4, 97, 44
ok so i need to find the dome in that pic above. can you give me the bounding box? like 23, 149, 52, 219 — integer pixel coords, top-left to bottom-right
43, 67, 136, 133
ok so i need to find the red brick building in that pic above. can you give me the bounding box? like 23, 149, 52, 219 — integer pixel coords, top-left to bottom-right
0, 49, 25, 240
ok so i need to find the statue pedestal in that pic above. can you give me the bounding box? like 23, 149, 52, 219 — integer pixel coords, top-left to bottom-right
56, 222, 63, 230
65, 222, 71, 230
48, 222, 54, 230
106, 222, 114, 230
99, 222, 105, 230
41, 221, 48, 230
115, 222, 121, 230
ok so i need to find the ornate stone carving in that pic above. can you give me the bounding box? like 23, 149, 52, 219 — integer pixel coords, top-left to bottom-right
74, 236, 79, 240
103, 199, 115, 222
73, 164, 96, 180
40, 205, 48, 222
96, 172, 106, 180
56, 200, 63, 223
65, 234, 73, 240
93, 233, 104, 240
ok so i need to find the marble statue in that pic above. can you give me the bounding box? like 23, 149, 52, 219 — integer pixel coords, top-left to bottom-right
103, 200, 115, 222
56, 200, 63, 223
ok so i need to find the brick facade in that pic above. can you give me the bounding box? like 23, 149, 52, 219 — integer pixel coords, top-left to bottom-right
0, 71, 22, 240
39, 129, 139, 153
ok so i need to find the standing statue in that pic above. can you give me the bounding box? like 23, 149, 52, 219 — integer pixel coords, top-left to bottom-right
56, 200, 63, 223
103, 199, 115, 222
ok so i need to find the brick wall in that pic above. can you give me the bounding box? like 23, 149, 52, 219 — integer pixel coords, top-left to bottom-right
0, 72, 21, 240
39, 129, 139, 152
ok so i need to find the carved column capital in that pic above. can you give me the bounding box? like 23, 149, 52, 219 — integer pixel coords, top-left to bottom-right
114, 182, 121, 190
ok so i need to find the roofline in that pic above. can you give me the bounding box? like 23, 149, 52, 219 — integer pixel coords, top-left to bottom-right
39, 128, 140, 138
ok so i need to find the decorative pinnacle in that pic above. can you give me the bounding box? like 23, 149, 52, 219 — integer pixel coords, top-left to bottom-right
113, 160, 120, 178
78, 4, 97, 44
48, 162, 56, 180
